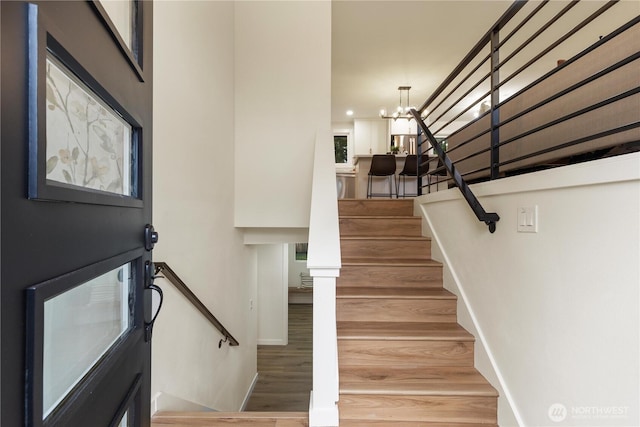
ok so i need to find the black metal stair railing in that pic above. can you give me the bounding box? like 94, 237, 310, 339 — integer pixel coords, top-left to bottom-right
411, 109, 500, 233
408, 0, 639, 233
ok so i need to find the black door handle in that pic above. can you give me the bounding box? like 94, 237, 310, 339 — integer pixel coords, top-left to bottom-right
144, 260, 163, 342
144, 224, 159, 251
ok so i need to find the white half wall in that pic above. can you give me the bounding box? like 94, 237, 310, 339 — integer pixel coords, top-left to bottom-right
257, 244, 289, 346
234, 0, 332, 228
152, 1, 258, 412
417, 153, 640, 427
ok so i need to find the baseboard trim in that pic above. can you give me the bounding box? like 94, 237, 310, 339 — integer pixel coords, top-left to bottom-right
419, 203, 524, 427
240, 372, 259, 411
151, 391, 217, 413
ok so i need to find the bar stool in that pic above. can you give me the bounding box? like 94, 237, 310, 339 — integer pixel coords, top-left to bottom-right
397, 154, 429, 198
367, 154, 396, 198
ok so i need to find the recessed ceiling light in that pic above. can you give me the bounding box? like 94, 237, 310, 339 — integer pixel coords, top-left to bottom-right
346, 110, 354, 116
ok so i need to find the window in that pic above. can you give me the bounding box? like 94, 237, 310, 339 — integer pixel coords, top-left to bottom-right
333, 129, 353, 166
334, 135, 348, 163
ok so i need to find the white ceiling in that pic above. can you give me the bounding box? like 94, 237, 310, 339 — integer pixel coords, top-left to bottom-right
331, 1, 513, 124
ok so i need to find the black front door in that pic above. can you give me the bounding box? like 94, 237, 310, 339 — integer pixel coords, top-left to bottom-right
1, 1, 154, 426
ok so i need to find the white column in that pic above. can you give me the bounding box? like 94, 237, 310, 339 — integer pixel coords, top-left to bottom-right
307, 131, 341, 426
308, 274, 339, 426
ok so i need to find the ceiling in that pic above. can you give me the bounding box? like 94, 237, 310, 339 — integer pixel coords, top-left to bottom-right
331, 1, 513, 124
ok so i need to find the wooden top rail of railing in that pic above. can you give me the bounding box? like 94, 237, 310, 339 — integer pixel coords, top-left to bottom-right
154, 262, 239, 347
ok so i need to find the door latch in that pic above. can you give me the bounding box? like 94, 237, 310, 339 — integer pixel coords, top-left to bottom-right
144, 260, 163, 342
144, 224, 159, 251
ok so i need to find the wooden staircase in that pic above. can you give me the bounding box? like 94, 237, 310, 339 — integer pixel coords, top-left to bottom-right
336, 199, 498, 426
151, 198, 497, 426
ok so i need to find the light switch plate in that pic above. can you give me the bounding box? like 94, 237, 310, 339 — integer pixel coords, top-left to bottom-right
518, 205, 538, 233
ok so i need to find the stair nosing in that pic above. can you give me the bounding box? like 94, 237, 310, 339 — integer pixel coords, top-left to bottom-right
336, 288, 456, 300
341, 259, 441, 267
339, 387, 498, 397
338, 335, 474, 342
341, 236, 430, 241
337, 322, 474, 342
338, 215, 422, 222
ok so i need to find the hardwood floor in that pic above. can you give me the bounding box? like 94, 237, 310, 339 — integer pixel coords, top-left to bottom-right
245, 304, 312, 412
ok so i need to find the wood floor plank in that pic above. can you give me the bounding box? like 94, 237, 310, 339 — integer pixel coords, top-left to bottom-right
245, 304, 312, 412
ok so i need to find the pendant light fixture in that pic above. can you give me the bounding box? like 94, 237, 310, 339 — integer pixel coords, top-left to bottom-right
379, 86, 413, 120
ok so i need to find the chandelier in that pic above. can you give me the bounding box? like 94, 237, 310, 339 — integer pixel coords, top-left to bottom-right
379, 86, 414, 120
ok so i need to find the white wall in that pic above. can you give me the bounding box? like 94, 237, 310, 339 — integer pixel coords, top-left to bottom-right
234, 1, 332, 228
417, 153, 640, 427
152, 1, 258, 412
257, 244, 288, 345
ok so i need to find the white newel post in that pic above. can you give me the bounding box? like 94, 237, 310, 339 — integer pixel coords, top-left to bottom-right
307, 130, 341, 426
308, 273, 339, 426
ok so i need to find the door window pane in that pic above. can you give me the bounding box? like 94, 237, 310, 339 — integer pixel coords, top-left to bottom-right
43, 263, 133, 418
45, 55, 133, 196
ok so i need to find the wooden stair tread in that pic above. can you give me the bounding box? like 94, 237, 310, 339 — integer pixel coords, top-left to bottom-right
337, 287, 455, 299
342, 258, 441, 267
337, 321, 473, 341
152, 411, 308, 426
340, 367, 498, 397
339, 421, 497, 427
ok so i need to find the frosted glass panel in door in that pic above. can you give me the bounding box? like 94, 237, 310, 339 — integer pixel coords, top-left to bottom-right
43, 263, 132, 418
45, 55, 133, 196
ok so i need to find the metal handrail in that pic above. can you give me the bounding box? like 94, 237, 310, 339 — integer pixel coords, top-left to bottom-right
154, 262, 239, 347
412, 109, 500, 233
